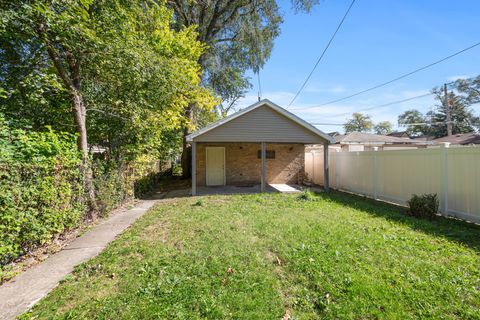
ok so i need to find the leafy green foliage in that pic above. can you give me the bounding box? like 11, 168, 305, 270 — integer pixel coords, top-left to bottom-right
0, 116, 84, 268
92, 157, 161, 217
398, 80, 480, 138
167, 0, 282, 112
344, 112, 374, 133
373, 121, 393, 135
22, 192, 480, 319
398, 109, 428, 137
407, 194, 439, 219
427, 89, 476, 138
0, 0, 217, 160
454, 75, 480, 105
297, 189, 320, 201
0, 115, 164, 276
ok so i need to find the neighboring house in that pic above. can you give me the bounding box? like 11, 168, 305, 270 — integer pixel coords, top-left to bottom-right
433, 132, 480, 145
306, 131, 432, 153
327, 131, 341, 137
412, 135, 435, 142
186, 99, 334, 195
387, 131, 410, 138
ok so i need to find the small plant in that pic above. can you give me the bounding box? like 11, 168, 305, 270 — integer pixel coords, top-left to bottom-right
297, 189, 319, 202
406, 193, 439, 219
193, 198, 204, 206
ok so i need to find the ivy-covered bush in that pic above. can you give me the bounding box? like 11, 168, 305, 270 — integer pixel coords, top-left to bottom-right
0, 116, 85, 265
93, 155, 161, 217
0, 115, 163, 275
93, 161, 130, 217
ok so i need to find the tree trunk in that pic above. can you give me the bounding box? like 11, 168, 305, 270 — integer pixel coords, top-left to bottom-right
71, 90, 97, 219
181, 104, 193, 178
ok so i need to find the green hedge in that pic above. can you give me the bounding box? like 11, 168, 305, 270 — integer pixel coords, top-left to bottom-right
0, 117, 162, 274
0, 118, 85, 265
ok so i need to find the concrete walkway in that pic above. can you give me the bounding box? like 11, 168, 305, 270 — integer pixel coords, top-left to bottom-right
0, 196, 162, 320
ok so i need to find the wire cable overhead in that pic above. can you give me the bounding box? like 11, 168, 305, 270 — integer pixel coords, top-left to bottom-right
287, 0, 356, 107
301, 42, 480, 109
296, 92, 435, 117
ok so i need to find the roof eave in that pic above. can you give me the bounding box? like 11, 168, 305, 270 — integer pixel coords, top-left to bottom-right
186, 99, 335, 144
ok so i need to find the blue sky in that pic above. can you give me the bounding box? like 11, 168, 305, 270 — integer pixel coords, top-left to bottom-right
236, 0, 480, 133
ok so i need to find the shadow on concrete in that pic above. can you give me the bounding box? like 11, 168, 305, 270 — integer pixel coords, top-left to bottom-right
142, 176, 325, 199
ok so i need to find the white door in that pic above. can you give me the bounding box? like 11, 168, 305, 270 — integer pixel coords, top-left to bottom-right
206, 147, 225, 186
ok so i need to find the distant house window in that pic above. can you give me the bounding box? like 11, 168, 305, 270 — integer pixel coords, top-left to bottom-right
257, 150, 275, 159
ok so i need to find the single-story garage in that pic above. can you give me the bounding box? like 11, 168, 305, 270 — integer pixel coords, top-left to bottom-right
186, 99, 334, 195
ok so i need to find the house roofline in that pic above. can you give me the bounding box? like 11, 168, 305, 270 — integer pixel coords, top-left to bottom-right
186, 99, 335, 143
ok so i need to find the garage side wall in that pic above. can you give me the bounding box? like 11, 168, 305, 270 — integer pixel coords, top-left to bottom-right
196, 143, 305, 186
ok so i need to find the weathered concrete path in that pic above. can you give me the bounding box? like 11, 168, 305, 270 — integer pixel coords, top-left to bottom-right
0, 197, 162, 320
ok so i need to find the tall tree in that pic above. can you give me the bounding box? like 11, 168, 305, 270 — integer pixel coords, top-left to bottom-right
167, 0, 321, 176
344, 112, 373, 133
166, 0, 283, 176
454, 75, 480, 105
398, 109, 428, 136
374, 121, 393, 135
0, 1, 101, 213
427, 89, 475, 138
1, 1, 216, 214
453, 75, 480, 131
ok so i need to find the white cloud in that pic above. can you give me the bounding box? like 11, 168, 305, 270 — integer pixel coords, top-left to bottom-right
232, 88, 437, 134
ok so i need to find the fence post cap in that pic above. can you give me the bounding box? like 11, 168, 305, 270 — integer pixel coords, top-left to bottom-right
442, 142, 451, 148
373, 147, 379, 151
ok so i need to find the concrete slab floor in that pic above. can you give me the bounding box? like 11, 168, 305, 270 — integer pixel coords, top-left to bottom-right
196, 184, 318, 195
0, 197, 161, 320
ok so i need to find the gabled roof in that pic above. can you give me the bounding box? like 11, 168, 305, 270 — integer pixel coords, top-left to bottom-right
387, 131, 410, 138
434, 132, 480, 145
186, 99, 334, 143
335, 132, 432, 145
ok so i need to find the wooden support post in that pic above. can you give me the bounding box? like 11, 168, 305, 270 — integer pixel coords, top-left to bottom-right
261, 142, 266, 192
191, 142, 196, 196
323, 142, 329, 192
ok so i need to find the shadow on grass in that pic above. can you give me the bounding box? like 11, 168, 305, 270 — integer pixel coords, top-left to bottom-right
322, 190, 480, 253
139, 176, 191, 200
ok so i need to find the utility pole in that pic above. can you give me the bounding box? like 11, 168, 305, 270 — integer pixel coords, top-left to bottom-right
444, 83, 452, 136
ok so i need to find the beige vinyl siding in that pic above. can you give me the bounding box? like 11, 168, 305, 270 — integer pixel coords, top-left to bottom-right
193, 105, 325, 143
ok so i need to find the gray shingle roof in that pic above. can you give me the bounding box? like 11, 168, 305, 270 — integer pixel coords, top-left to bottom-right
335, 132, 428, 144
433, 132, 480, 145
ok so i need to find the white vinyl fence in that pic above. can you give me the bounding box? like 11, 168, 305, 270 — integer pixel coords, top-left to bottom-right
305, 145, 480, 223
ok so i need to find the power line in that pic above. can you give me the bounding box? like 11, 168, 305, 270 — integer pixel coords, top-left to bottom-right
310, 120, 457, 127
287, 0, 356, 107
304, 92, 435, 118
301, 41, 480, 108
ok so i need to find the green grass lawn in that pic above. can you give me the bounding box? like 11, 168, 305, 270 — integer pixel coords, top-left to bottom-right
21, 191, 480, 319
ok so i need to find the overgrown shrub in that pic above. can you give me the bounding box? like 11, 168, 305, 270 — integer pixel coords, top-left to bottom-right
93, 156, 160, 216
297, 189, 320, 202
93, 161, 130, 217
406, 194, 439, 219
132, 155, 161, 196
0, 116, 163, 272
0, 118, 85, 266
